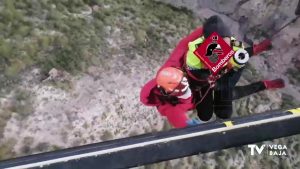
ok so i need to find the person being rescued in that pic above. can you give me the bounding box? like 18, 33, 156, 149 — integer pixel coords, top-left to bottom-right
140, 67, 200, 128
140, 15, 285, 128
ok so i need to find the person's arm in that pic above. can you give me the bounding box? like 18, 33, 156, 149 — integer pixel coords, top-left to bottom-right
158, 104, 189, 128
161, 27, 204, 69
140, 80, 190, 128
157, 97, 194, 128
229, 39, 271, 70
140, 79, 161, 106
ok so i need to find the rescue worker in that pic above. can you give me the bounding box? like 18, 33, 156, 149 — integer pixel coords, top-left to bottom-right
162, 15, 285, 121
141, 15, 285, 127
140, 67, 200, 128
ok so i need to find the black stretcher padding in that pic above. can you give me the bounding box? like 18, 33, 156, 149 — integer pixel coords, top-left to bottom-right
0, 108, 299, 169
0, 122, 225, 166
230, 108, 291, 125
35, 115, 300, 169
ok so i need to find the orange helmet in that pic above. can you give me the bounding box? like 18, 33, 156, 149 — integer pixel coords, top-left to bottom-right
156, 67, 184, 93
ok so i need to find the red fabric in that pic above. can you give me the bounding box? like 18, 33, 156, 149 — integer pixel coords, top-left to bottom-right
140, 27, 204, 128
263, 79, 285, 89
253, 39, 272, 55
160, 27, 204, 70
140, 79, 194, 128
141, 27, 275, 128
140, 79, 161, 106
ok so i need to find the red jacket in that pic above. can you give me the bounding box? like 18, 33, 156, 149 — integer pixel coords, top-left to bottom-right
159, 27, 203, 70
140, 27, 204, 128
140, 79, 194, 128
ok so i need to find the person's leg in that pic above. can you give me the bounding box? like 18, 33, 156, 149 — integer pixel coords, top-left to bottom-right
213, 68, 243, 120
228, 68, 245, 87
195, 87, 214, 121
213, 89, 233, 119
232, 81, 265, 100
232, 79, 285, 100
213, 78, 285, 119
216, 68, 244, 91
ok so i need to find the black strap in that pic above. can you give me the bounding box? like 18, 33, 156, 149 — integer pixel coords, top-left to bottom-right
157, 87, 179, 106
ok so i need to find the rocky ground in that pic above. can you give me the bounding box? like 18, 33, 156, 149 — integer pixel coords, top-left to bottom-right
0, 0, 199, 161
160, 0, 300, 103
0, 0, 299, 168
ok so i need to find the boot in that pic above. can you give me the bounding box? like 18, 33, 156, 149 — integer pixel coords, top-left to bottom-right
263, 79, 285, 89
253, 39, 272, 55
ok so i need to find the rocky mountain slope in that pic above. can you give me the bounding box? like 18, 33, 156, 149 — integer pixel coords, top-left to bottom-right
0, 0, 200, 160
160, 0, 300, 104
0, 0, 299, 168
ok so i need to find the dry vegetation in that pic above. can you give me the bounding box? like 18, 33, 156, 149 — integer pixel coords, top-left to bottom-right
0, 0, 299, 168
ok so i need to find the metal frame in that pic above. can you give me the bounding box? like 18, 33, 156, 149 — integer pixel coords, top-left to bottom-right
0, 108, 300, 169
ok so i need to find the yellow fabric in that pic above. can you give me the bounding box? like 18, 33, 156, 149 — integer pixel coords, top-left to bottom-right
186, 36, 205, 69
186, 36, 244, 70
288, 108, 300, 114
232, 46, 240, 51
224, 121, 234, 127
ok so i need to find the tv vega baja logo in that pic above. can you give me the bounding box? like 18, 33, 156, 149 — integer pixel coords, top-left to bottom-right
248, 144, 288, 156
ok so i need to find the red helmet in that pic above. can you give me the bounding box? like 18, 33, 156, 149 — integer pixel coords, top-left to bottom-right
156, 67, 189, 97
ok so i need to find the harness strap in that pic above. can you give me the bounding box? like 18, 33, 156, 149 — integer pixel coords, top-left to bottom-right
185, 67, 208, 82
184, 52, 232, 106
194, 83, 213, 107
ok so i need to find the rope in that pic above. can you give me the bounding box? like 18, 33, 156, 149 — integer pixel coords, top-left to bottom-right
194, 83, 213, 107
182, 52, 231, 107
193, 67, 231, 107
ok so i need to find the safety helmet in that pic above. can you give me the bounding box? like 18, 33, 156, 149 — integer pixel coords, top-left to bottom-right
156, 67, 190, 97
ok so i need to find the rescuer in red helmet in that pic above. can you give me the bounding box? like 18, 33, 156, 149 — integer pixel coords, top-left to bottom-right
140, 67, 201, 128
